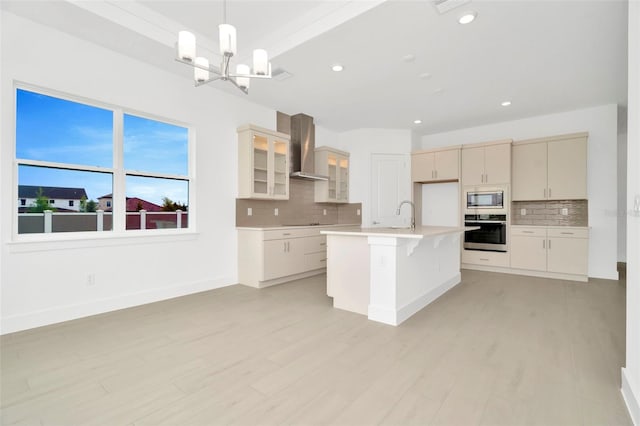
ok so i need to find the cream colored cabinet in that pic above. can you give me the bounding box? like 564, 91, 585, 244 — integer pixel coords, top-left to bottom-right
315, 147, 349, 203
510, 227, 547, 271
461, 142, 511, 185
546, 228, 589, 275
238, 227, 332, 288
238, 124, 290, 200
512, 133, 587, 201
510, 226, 588, 278
411, 147, 460, 182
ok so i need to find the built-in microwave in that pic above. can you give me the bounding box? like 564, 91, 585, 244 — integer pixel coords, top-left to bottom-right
464, 186, 507, 213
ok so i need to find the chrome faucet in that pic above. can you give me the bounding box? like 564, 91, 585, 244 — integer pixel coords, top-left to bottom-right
396, 200, 416, 230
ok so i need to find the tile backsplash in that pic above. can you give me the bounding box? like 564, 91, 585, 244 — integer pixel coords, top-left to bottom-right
236, 179, 362, 227
511, 200, 588, 226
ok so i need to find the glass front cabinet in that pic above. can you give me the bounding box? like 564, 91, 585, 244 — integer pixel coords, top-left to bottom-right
238, 125, 290, 200
314, 146, 350, 203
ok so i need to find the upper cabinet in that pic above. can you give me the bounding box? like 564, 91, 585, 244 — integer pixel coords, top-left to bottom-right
315, 147, 349, 203
461, 141, 511, 185
512, 133, 587, 201
411, 147, 460, 182
238, 124, 290, 200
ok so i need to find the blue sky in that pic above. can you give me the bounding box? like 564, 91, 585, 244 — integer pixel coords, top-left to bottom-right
16, 89, 188, 206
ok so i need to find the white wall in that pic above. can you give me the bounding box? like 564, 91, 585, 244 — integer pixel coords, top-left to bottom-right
420, 105, 619, 280
334, 129, 412, 227
622, 1, 640, 423
0, 11, 276, 333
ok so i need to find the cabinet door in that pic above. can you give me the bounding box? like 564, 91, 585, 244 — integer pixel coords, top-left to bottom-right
411, 152, 435, 182
434, 149, 459, 180
510, 235, 547, 271
547, 137, 587, 200
271, 137, 289, 199
547, 237, 588, 275
263, 239, 294, 280
337, 156, 349, 202
512, 142, 547, 201
327, 154, 338, 201
484, 144, 511, 184
252, 134, 270, 197
461, 147, 485, 185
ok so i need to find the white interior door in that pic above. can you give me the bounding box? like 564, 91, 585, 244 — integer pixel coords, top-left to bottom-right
370, 154, 410, 227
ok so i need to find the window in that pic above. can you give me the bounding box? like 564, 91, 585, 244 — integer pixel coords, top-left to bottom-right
15, 87, 191, 236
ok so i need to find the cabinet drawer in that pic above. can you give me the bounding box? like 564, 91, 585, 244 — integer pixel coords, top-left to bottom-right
305, 252, 327, 270
547, 228, 588, 238
263, 228, 319, 240
300, 235, 327, 254
461, 250, 510, 267
511, 227, 546, 237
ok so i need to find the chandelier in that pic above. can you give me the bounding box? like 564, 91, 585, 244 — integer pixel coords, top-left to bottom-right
175, 1, 271, 94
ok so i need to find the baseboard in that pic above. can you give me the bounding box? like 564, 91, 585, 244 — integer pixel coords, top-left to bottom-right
0, 276, 234, 335
462, 264, 588, 282
249, 268, 325, 289
622, 368, 640, 425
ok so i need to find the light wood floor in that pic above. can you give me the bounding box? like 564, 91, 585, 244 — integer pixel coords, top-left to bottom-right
1, 270, 632, 425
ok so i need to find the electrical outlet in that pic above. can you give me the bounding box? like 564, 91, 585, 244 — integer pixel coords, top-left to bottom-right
323, 209, 327, 216
274, 208, 279, 216
562, 208, 568, 216
357, 209, 361, 216
86, 274, 96, 286
521, 209, 526, 216
247, 207, 252, 216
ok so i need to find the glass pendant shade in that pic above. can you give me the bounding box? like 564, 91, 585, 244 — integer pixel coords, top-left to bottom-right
236, 64, 250, 89
219, 24, 237, 55
253, 49, 269, 75
178, 31, 196, 62
194, 57, 210, 82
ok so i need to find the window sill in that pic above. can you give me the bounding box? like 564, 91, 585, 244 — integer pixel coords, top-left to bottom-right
7, 229, 199, 253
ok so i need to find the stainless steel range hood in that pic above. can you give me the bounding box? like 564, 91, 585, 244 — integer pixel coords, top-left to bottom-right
277, 112, 328, 181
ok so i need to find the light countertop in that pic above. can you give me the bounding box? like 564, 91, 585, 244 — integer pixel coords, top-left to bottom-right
511, 225, 589, 229
321, 225, 475, 239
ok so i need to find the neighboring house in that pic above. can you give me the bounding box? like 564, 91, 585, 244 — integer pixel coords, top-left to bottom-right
18, 185, 87, 213
97, 194, 163, 212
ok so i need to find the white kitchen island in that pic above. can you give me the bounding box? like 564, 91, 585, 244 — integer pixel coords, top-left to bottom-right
321, 226, 469, 326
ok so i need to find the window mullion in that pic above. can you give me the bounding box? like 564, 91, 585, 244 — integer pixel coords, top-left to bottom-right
112, 109, 126, 233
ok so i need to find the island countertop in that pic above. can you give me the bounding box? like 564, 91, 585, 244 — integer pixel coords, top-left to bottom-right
321, 225, 475, 239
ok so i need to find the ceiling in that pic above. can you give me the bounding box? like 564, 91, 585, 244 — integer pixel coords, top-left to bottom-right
2, 0, 629, 135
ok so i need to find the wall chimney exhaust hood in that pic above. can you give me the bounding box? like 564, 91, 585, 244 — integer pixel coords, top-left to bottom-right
277, 112, 328, 181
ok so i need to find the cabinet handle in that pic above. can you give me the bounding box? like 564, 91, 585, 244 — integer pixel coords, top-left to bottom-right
320, 258, 327, 262
544, 188, 547, 198
283, 233, 291, 236
543, 240, 545, 248
560, 232, 574, 235
523, 231, 534, 234
320, 242, 326, 246
435, 170, 438, 179
548, 188, 552, 198
480, 258, 489, 261
485, 173, 488, 183
548, 240, 551, 249
283, 241, 287, 252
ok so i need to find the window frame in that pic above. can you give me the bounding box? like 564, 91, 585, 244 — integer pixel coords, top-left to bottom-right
13, 83, 195, 242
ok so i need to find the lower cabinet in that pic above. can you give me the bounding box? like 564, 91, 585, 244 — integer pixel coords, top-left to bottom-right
510, 226, 588, 278
238, 226, 332, 288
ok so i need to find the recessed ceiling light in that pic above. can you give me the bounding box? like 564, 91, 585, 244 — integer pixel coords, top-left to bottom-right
419, 72, 432, 80
331, 64, 344, 72
433, 88, 445, 95
458, 11, 477, 24
402, 54, 416, 63
413, 119, 422, 124
501, 101, 512, 107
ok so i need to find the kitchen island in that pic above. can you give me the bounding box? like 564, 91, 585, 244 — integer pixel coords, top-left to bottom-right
321, 226, 469, 326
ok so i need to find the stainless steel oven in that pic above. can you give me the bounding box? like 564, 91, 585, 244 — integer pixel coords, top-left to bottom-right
464, 214, 507, 252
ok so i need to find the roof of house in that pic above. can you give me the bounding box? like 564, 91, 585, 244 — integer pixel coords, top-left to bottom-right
98, 196, 163, 212
18, 185, 88, 200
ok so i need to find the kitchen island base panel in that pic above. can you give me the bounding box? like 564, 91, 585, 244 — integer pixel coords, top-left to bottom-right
324, 227, 465, 326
